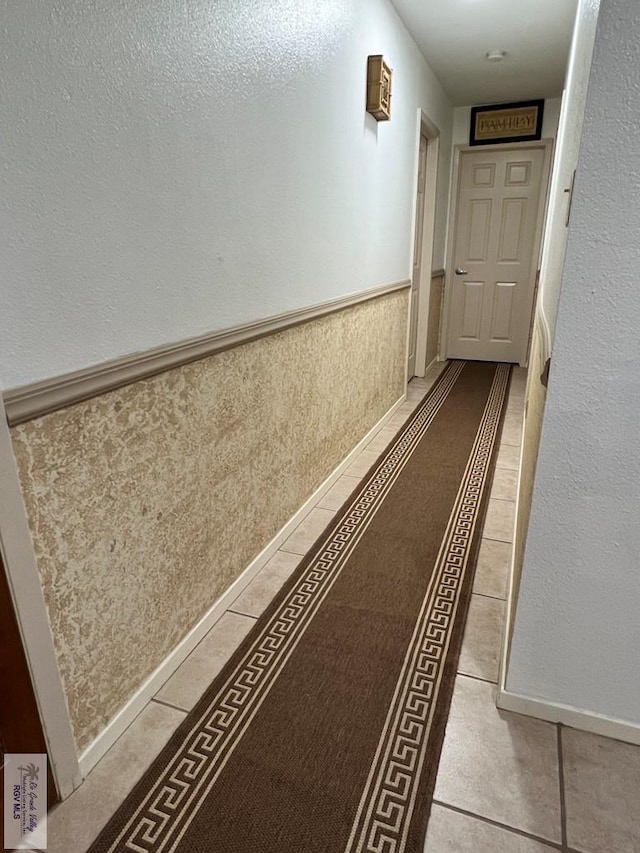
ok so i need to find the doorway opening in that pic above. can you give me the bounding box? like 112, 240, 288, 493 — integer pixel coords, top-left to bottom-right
407, 113, 441, 379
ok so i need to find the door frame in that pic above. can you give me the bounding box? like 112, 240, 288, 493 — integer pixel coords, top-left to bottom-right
0, 398, 81, 799
0, 546, 59, 808
441, 139, 554, 366
407, 133, 428, 379
408, 109, 441, 379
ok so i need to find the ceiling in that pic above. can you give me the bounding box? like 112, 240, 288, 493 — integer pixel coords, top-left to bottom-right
391, 0, 579, 106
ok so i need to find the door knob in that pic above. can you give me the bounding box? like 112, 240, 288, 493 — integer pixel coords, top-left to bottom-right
455, 267, 468, 276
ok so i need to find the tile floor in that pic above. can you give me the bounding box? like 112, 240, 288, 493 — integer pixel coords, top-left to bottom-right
43, 364, 640, 853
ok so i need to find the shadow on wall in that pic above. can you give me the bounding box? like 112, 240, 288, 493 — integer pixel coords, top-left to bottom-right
509, 309, 547, 646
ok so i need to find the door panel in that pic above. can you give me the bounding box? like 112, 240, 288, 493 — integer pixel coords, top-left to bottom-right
490, 282, 516, 341
498, 199, 526, 262
472, 163, 495, 187
445, 145, 549, 363
505, 161, 531, 186
466, 200, 492, 261
460, 282, 484, 339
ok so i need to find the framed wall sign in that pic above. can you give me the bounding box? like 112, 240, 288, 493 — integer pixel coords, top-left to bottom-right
470, 99, 544, 146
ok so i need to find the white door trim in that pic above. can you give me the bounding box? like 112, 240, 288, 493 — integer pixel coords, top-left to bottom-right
441, 139, 554, 366
0, 400, 81, 798
407, 133, 427, 379
412, 109, 441, 378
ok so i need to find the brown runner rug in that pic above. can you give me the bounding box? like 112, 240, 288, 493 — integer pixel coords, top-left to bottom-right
90, 359, 510, 853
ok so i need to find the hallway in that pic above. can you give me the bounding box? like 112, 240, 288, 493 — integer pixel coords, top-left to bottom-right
40, 367, 640, 853
4, 0, 640, 850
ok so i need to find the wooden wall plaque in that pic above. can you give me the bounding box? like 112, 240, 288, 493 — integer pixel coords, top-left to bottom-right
366, 55, 392, 121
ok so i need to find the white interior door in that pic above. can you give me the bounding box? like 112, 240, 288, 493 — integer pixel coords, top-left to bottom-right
445, 146, 549, 363
407, 135, 428, 378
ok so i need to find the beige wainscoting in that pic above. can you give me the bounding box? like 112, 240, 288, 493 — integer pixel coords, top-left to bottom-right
10, 288, 409, 752
427, 269, 446, 366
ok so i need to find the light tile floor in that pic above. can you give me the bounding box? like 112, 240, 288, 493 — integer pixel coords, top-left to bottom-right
44, 363, 640, 853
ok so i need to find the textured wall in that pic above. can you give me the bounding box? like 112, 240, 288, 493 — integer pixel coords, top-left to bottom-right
0, 0, 451, 389
11, 291, 408, 751
425, 271, 444, 366
507, 0, 640, 724
510, 314, 547, 634
537, 0, 600, 346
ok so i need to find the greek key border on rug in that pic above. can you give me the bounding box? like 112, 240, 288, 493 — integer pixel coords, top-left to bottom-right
103, 361, 466, 853
345, 363, 511, 853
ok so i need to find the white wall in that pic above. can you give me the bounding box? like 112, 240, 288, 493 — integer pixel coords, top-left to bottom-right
0, 0, 452, 389
507, 0, 640, 726
537, 0, 600, 348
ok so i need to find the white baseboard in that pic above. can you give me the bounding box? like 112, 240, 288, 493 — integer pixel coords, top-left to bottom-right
496, 687, 640, 746
423, 356, 442, 376
78, 391, 409, 779
497, 403, 640, 749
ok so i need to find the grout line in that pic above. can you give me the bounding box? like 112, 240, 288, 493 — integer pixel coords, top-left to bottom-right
226, 607, 260, 620
150, 697, 189, 715
481, 535, 514, 545
493, 462, 519, 472
279, 545, 309, 557
558, 725, 569, 851
455, 671, 498, 687
471, 590, 507, 602
432, 800, 564, 850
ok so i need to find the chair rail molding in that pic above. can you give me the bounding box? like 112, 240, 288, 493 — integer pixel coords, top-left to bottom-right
4, 281, 411, 426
